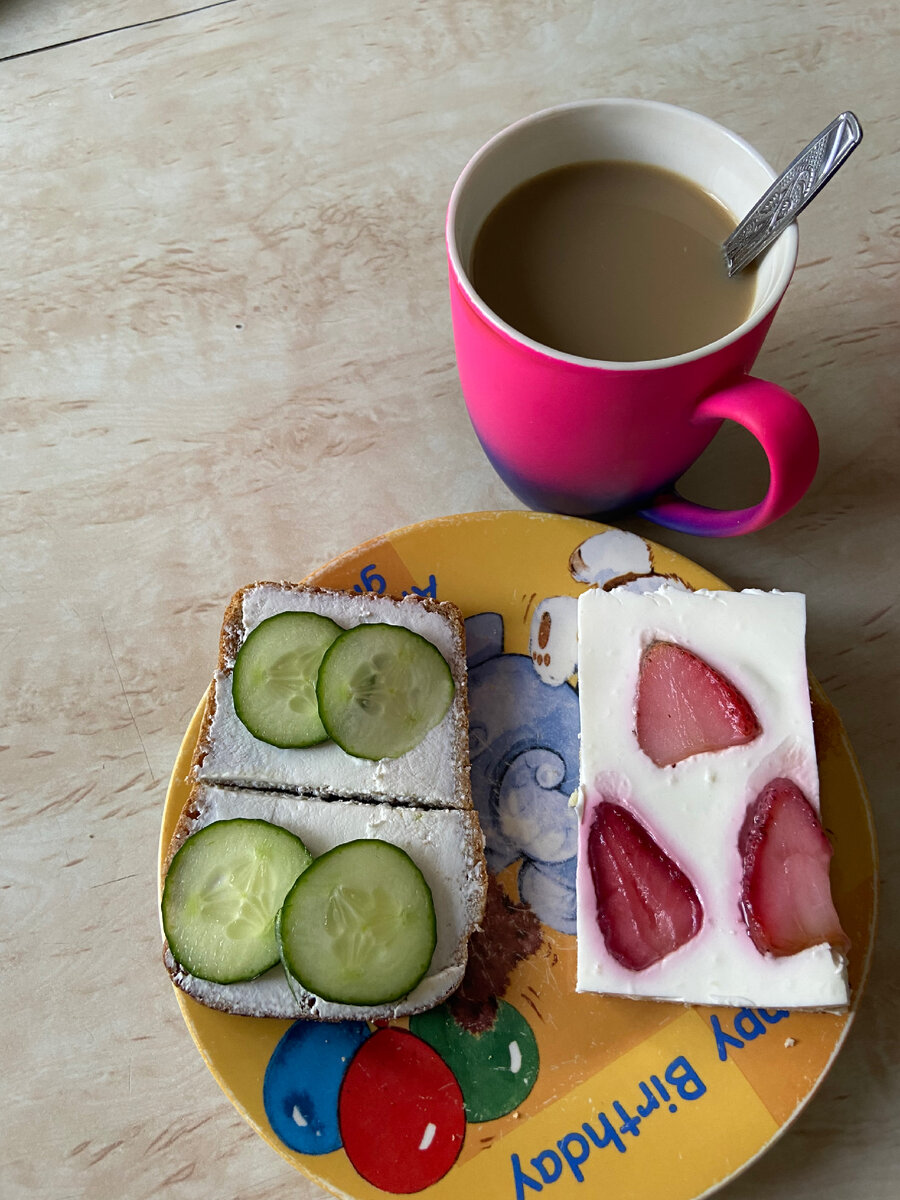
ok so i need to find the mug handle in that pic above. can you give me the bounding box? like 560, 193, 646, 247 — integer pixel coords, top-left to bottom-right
637, 376, 819, 537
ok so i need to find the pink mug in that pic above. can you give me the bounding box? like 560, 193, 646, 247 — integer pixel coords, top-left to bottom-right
446, 99, 819, 537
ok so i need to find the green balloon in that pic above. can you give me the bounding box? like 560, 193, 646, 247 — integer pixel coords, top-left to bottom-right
410, 1000, 539, 1123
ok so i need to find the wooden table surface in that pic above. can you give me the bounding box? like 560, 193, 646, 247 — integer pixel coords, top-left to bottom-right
2, 2, 897, 1197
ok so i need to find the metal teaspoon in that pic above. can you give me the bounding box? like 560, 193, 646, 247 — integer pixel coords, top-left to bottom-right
723, 111, 863, 275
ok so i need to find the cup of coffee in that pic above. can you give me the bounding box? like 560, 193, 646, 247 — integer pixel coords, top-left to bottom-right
446, 99, 819, 536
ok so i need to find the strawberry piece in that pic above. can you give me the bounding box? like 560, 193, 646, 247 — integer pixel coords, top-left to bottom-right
739, 777, 849, 957
636, 641, 761, 767
587, 800, 703, 971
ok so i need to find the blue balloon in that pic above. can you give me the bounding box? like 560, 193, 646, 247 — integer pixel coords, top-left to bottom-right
263, 1019, 370, 1154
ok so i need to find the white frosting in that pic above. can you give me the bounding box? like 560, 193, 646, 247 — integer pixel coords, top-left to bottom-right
575, 586, 849, 1010
196, 585, 468, 806
168, 785, 485, 1020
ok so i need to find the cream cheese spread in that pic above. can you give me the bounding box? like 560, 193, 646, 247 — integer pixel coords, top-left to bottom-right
166, 784, 486, 1020
196, 584, 469, 807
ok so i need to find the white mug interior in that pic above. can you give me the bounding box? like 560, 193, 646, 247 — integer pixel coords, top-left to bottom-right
447, 99, 798, 369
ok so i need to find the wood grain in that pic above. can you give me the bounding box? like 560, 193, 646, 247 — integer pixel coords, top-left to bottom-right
1, 1, 896, 1197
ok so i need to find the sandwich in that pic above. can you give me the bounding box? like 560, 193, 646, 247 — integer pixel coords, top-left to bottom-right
193, 583, 472, 807
161, 582, 487, 1021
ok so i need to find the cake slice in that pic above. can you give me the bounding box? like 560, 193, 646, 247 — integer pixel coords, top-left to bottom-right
193, 583, 472, 808
163, 782, 487, 1020
575, 585, 849, 1010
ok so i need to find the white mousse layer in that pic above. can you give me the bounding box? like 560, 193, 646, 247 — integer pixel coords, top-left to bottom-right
165, 784, 486, 1020
576, 586, 849, 1010
196, 585, 469, 807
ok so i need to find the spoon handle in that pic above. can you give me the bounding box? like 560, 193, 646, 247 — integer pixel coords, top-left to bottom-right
724, 111, 863, 275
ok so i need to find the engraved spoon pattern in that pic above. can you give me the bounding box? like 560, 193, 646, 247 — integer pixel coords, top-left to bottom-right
724, 111, 863, 275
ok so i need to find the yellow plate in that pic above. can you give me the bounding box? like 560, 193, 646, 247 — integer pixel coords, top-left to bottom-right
159, 512, 877, 1200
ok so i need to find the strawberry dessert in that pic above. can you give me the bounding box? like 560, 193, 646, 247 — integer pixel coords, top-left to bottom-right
575, 585, 849, 1009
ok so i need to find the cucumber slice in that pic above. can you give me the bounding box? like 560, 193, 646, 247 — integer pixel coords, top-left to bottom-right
277, 839, 437, 1006
162, 819, 313, 984
316, 623, 454, 760
232, 611, 342, 747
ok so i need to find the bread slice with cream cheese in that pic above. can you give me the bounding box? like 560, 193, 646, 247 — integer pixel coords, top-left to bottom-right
163, 582, 486, 1020
163, 781, 487, 1020
192, 583, 471, 808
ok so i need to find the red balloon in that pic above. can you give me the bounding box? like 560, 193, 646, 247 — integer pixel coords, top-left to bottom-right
338, 1027, 465, 1193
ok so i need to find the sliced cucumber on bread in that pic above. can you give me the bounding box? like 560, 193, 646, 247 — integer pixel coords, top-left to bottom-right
232, 610, 341, 747
317, 623, 455, 759
231, 609, 455, 761
162, 818, 313, 983
278, 839, 437, 1005
164, 819, 438, 1006
170, 583, 486, 1021
163, 785, 486, 1020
